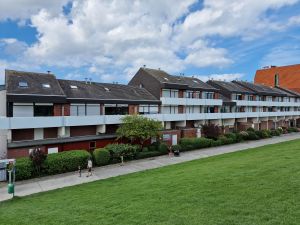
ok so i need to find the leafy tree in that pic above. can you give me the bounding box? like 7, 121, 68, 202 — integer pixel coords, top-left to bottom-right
29, 147, 47, 174
116, 115, 162, 146
202, 124, 221, 140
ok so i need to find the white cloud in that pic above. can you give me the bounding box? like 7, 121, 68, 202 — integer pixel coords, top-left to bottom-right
0, 0, 69, 21
1, 0, 300, 83
196, 73, 244, 82
288, 15, 300, 26
261, 45, 300, 67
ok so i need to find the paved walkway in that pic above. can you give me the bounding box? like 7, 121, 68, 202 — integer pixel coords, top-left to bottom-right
1, 133, 300, 202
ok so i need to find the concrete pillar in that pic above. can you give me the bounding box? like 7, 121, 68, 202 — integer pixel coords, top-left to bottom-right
34, 128, 44, 140
58, 126, 70, 138
0, 130, 7, 159
96, 125, 106, 134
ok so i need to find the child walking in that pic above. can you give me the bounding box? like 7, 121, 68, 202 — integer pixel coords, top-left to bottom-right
86, 158, 93, 177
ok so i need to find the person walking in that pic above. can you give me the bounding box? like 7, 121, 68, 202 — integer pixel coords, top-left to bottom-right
86, 158, 93, 177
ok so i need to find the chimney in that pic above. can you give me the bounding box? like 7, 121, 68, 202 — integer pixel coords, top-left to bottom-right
89, 78, 92, 84
47, 70, 51, 74
85, 78, 88, 84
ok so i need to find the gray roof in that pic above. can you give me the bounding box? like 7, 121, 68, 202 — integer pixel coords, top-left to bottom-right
142, 68, 217, 91
274, 86, 300, 97
233, 81, 285, 96
58, 79, 159, 102
5, 69, 159, 103
207, 80, 255, 94
5, 70, 66, 96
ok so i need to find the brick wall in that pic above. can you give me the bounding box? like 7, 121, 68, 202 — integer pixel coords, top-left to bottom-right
8, 146, 46, 158
64, 104, 70, 116
181, 128, 197, 138
129, 105, 138, 115
53, 104, 62, 116
160, 130, 181, 146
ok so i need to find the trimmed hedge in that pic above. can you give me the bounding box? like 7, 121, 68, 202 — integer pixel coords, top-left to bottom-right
158, 143, 168, 154
180, 137, 212, 151
93, 148, 110, 166
136, 151, 162, 159
15, 150, 91, 180
44, 150, 91, 175
15, 157, 33, 181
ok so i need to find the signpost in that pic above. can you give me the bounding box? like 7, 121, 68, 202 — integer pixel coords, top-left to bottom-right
0, 159, 16, 197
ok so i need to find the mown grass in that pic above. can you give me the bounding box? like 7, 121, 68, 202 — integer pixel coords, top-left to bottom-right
0, 139, 299, 225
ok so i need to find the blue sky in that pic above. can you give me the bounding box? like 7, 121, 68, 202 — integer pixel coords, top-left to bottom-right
0, 0, 300, 85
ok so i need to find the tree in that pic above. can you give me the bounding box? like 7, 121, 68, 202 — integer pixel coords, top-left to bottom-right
29, 147, 47, 174
116, 115, 163, 146
202, 124, 221, 140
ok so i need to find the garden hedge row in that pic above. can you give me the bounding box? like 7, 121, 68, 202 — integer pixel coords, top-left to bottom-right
15, 150, 90, 181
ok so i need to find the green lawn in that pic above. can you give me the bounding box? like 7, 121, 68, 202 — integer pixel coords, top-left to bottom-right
1, 140, 300, 225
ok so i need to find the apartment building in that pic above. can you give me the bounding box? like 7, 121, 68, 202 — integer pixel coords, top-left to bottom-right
0, 67, 300, 159
0, 70, 160, 158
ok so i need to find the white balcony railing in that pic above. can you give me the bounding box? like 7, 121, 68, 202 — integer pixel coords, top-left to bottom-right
233, 100, 300, 107
0, 111, 300, 129
161, 97, 222, 106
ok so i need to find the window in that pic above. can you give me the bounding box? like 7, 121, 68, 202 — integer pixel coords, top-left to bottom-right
86, 104, 100, 116
204, 106, 215, 113
139, 105, 159, 114
163, 77, 169, 81
186, 91, 193, 98
104, 87, 110, 92
89, 141, 96, 150
203, 92, 214, 99
42, 83, 51, 88
162, 89, 178, 98
70, 85, 78, 89
70, 104, 85, 116
105, 104, 128, 115
34, 104, 53, 117
247, 95, 254, 101
13, 103, 34, 117
18, 81, 28, 88
162, 106, 178, 114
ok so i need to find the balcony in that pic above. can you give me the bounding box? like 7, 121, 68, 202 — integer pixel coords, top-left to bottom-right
161, 97, 222, 106
1, 111, 300, 129
233, 100, 300, 107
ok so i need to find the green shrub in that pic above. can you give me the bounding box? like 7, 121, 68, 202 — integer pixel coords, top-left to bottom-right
287, 127, 299, 133
262, 129, 272, 138
247, 127, 255, 132
93, 148, 110, 166
246, 131, 259, 140
218, 136, 235, 145
277, 127, 283, 134
106, 144, 139, 160
254, 130, 263, 139
148, 145, 157, 152
224, 133, 237, 142
211, 139, 222, 147
15, 157, 33, 181
44, 150, 91, 175
158, 143, 169, 154
172, 145, 182, 152
136, 151, 162, 159
179, 137, 212, 150
236, 132, 246, 142
270, 129, 281, 136
142, 147, 149, 152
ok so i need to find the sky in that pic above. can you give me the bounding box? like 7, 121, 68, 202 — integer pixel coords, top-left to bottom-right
0, 0, 300, 85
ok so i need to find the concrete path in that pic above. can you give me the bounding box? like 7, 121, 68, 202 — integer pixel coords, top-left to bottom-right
1, 133, 300, 202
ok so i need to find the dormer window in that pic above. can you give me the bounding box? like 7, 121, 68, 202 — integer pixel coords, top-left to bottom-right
70, 85, 78, 89
42, 83, 51, 88
18, 81, 28, 88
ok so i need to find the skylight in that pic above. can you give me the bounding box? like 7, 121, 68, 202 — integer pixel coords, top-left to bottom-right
70, 85, 78, 89
163, 77, 169, 81
104, 87, 110, 92
18, 81, 28, 88
42, 83, 51, 88
193, 80, 199, 83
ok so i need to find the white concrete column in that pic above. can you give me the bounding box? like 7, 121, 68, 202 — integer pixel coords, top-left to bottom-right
58, 126, 70, 138
0, 130, 7, 159
96, 125, 106, 134
34, 128, 44, 140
